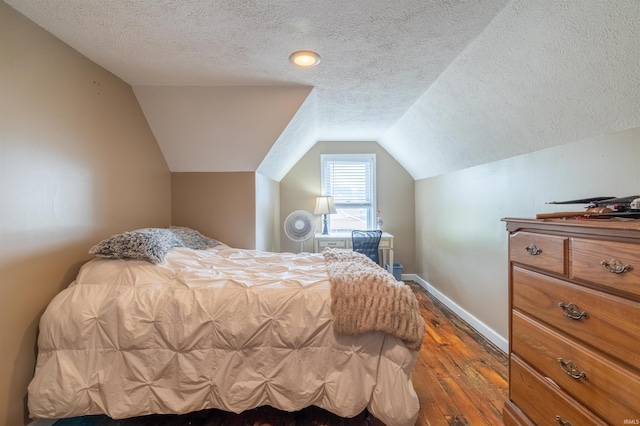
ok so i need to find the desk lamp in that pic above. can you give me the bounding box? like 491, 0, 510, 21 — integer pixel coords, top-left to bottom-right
314, 196, 337, 235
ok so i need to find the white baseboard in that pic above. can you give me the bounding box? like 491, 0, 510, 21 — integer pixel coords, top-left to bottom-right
410, 274, 508, 354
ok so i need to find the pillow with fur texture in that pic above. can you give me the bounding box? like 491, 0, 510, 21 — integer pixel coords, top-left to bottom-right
89, 228, 183, 264
170, 226, 220, 250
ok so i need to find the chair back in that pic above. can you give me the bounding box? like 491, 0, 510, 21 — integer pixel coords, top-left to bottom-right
351, 230, 383, 264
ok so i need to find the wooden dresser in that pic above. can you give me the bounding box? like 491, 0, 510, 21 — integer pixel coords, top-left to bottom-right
502, 218, 640, 425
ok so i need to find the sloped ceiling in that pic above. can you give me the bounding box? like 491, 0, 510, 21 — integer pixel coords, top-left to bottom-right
381, 0, 640, 179
5, 0, 640, 181
132, 86, 313, 173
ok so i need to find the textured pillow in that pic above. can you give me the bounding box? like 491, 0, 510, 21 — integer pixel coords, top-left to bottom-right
170, 226, 220, 250
89, 228, 183, 264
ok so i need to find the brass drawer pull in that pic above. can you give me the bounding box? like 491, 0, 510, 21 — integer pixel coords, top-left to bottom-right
558, 302, 589, 320
525, 244, 542, 255
555, 415, 573, 426
601, 258, 633, 274
557, 358, 587, 380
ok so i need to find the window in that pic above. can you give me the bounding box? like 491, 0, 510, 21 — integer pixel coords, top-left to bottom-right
321, 154, 376, 233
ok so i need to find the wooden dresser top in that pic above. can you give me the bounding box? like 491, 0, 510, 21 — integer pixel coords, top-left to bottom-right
502, 217, 640, 240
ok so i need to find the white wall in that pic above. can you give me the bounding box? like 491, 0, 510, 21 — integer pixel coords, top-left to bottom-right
415, 127, 639, 350
256, 172, 281, 252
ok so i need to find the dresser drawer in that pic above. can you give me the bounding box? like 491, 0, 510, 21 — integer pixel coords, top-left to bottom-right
512, 310, 640, 422
316, 239, 347, 249
571, 238, 640, 298
510, 355, 606, 426
510, 232, 567, 275
512, 266, 640, 368
378, 238, 392, 249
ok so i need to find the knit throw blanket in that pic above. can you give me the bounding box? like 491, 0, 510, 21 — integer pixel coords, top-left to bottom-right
323, 248, 426, 351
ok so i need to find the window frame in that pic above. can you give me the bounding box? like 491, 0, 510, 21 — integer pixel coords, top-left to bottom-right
320, 153, 377, 233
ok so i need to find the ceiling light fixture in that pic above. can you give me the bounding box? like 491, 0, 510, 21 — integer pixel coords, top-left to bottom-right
289, 50, 321, 67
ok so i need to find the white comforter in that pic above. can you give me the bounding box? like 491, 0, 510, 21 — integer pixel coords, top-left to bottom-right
28, 246, 420, 425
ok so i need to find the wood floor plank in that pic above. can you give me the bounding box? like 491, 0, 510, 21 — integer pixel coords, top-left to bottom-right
419, 372, 460, 425
409, 282, 508, 425
411, 358, 450, 425
440, 376, 493, 424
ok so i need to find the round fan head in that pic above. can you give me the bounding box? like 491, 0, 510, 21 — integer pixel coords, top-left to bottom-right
284, 210, 316, 244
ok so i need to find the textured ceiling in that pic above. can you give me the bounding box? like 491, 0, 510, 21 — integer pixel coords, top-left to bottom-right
5, 0, 640, 180
381, 0, 640, 178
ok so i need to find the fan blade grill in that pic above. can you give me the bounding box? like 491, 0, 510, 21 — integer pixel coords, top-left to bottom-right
284, 210, 316, 244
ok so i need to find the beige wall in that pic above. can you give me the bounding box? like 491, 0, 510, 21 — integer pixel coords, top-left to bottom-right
171, 172, 256, 249
280, 141, 416, 271
255, 173, 280, 252
0, 4, 172, 425
415, 127, 640, 344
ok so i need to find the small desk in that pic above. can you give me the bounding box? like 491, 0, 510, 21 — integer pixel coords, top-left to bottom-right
314, 232, 395, 273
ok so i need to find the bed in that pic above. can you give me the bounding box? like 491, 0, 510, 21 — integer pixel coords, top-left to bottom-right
28, 228, 425, 426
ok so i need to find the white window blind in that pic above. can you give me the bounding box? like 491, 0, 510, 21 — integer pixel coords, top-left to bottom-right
321, 154, 376, 232
323, 161, 372, 204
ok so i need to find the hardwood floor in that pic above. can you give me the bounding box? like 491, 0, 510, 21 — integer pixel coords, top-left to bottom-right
52, 283, 508, 426
408, 282, 508, 425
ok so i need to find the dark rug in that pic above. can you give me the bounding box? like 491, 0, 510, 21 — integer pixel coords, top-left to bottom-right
52, 406, 375, 425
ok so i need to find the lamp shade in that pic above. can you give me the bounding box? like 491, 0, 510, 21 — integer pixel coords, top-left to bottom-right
314, 196, 337, 215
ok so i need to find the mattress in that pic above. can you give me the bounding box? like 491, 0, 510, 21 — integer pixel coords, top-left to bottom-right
28, 245, 420, 425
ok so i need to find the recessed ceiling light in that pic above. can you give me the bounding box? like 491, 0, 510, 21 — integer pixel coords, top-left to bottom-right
289, 50, 321, 67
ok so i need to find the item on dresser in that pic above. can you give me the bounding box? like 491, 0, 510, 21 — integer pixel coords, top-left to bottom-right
545, 196, 617, 205
28, 238, 422, 426
535, 207, 612, 220
502, 218, 640, 426
542, 195, 640, 219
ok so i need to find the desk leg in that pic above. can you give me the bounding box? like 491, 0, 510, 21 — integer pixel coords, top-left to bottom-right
389, 249, 395, 279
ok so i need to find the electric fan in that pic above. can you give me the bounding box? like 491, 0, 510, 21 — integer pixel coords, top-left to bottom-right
283, 210, 316, 252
